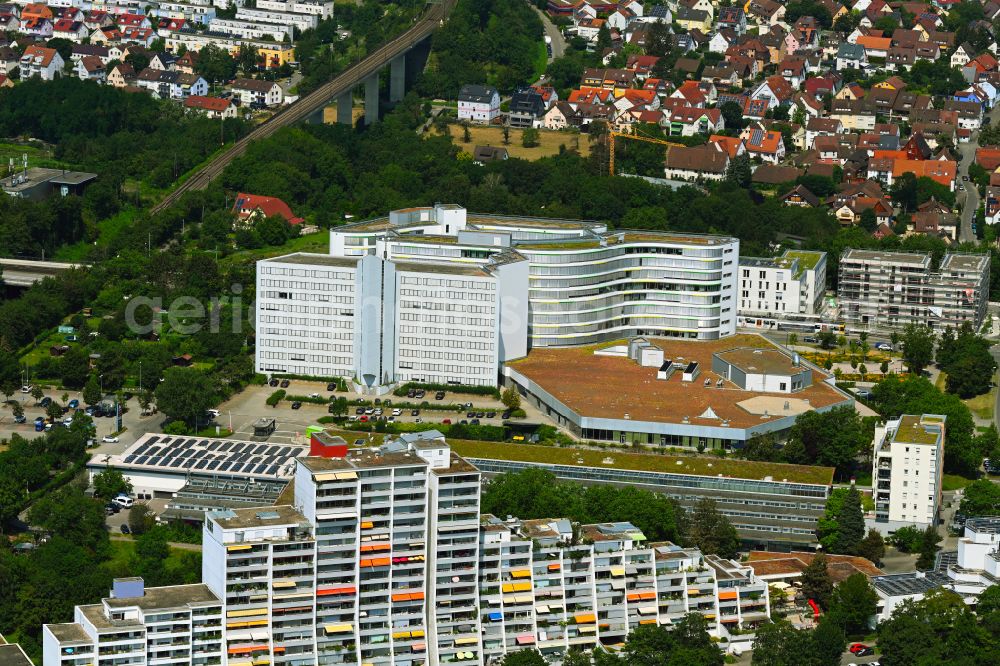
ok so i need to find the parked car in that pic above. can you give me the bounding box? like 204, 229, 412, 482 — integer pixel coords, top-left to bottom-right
803, 336, 818, 344
501, 410, 512, 419
442, 418, 452, 425
411, 409, 420, 416
467, 411, 476, 418
105, 504, 118, 515
327, 382, 337, 391
102, 435, 119, 443
34, 420, 44, 431
415, 390, 425, 399
39, 396, 52, 407
120, 524, 131, 534
849, 644, 872, 656
20, 385, 32, 393
14, 414, 25, 423
68, 399, 79, 409
291, 401, 302, 410
112, 495, 133, 509
486, 411, 496, 418
470, 418, 480, 425
65, 334, 78, 342
269, 378, 279, 387
875, 342, 893, 351
355, 407, 366, 414
279, 379, 290, 388
435, 391, 445, 400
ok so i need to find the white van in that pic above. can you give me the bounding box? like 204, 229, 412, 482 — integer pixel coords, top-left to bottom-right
112, 495, 134, 509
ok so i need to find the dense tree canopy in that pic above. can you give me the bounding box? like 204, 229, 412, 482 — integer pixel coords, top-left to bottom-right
481, 468, 681, 542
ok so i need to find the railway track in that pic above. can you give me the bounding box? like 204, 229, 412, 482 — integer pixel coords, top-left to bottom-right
150, 0, 455, 215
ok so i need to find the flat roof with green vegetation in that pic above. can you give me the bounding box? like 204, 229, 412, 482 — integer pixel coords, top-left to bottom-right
782, 250, 823, 277
892, 414, 944, 446
447, 439, 835, 486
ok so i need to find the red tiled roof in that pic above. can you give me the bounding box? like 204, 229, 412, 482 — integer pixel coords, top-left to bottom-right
185, 95, 231, 112
233, 193, 303, 225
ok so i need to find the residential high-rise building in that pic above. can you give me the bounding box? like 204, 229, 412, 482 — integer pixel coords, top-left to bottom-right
738, 250, 827, 318
256, 204, 740, 388
838, 249, 989, 331
42, 578, 224, 666
871, 414, 946, 532
45, 435, 770, 665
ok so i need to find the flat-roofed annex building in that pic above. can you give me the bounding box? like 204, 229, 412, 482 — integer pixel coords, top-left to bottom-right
255, 204, 740, 388
838, 249, 989, 331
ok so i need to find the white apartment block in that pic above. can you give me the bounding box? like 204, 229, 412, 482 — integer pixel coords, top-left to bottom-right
255, 0, 333, 18
43, 578, 223, 666
235, 6, 319, 32
838, 249, 990, 332
209, 18, 292, 42
256, 204, 739, 387
153, 1, 217, 25
738, 250, 827, 318
871, 414, 945, 532
874, 516, 1000, 620
45, 435, 770, 665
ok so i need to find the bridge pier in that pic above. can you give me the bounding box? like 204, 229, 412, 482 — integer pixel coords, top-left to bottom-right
337, 91, 353, 126
390, 55, 406, 103
364, 73, 380, 126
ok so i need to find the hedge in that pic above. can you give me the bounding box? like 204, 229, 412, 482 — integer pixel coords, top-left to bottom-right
265, 389, 286, 406
392, 382, 500, 398
285, 394, 330, 405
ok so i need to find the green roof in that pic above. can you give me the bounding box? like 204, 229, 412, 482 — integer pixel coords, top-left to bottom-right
892, 414, 944, 446
447, 439, 834, 486
781, 250, 823, 279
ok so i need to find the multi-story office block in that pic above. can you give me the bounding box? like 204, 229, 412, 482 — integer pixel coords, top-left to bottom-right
477, 516, 770, 661
738, 250, 827, 317
871, 414, 945, 532
46, 434, 770, 665
43, 578, 223, 666
256, 204, 739, 387
838, 249, 989, 331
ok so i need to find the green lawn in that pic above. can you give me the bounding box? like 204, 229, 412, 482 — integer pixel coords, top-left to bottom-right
223, 232, 329, 265
103, 538, 196, 573
53, 208, 139, 262
532, 40, 548, 82
964, 388, 996, 421
943, 474, 975, 491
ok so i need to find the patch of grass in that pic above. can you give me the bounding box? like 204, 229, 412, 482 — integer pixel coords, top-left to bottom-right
446, 124, 591, 159
223, 231, 328, 266
532, 40, 548, 81
0, 141, 71, 170
943, 474, 975, 491
935, 371, 947, 391
447, 440, 835, 485
53, 208, 139, 261
854, 471, 872, 487
963, 387, 995, 421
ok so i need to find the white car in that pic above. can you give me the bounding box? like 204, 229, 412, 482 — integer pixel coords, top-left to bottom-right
102, 435, 119, 443
206, 409, 220, 418
875, 342, 893, 351
112, 495, 133, 509
20, 385, 32, 393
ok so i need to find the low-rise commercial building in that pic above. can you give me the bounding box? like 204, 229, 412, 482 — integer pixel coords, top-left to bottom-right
871, 414, 945, 532
838, 249, 990, 332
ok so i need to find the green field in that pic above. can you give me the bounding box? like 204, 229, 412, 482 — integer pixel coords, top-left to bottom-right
0, 141, 71, 171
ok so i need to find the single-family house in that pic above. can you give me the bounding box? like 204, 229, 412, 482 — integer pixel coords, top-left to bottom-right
233, 192, 304, 226
75, 55, 105, 82
663, 143, 729, 181
185, 95, 238, 119
739, 126, 786, 163
19, 44, 63, 80
836, 42, 867, 71
232, 78, 283, 108
667, 106, 724, 136
107, 62, 135, 88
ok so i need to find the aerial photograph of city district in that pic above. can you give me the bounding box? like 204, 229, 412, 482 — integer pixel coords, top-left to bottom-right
5, 0, 1000, 665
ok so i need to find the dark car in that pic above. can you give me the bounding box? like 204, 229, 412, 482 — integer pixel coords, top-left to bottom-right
356, 407, 366, 415
279, 379, 290, 388
486, 411, 496, 418
291, 401, 302, 410
68, 399, 79, 409
407, 390, 416, 398
327, 382, 336, 391
85, 406, 96, 416
435, 391, 445, 400
476, 412, 485, 418
460, 420, 468, 425
415, 390, 425, 399
120, 524, 131, 534
501, 410, 512, 419
40, 396, 52, 407
14, 414, 25, 423
105, 504, 117, 515
467, 411, 476, 418
269, 378, 279, 387
411, 409, 419, 416
470, 418, 480, 425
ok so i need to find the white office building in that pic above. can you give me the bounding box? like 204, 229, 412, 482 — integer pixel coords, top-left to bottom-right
255, 0, 333, 18
45, 434, 769, 665
871, 414, 946, 533
208, 18, 292, 41
235, 6, 319, 32
738, 249, 826, 317
255, 204, 739, 388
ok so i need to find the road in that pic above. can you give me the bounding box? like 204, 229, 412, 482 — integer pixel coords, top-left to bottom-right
149, 0, 457, 215
958, 103, 1000, 242
528, 2, 566, 61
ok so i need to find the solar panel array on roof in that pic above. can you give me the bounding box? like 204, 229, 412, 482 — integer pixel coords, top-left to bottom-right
113, 434, 307, 480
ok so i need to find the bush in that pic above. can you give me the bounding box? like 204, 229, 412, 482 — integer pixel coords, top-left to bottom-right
265, 389, 286, 406
889, 525, 924, 553
285, 394, 329, 405
392, 382, 500, 398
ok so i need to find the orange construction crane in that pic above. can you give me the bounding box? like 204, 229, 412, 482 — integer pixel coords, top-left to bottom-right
608, 130, 685, 177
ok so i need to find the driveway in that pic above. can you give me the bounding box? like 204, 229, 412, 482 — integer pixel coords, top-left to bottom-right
957, 133, 979, 243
